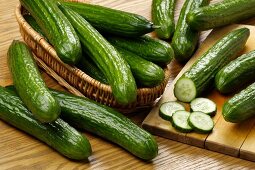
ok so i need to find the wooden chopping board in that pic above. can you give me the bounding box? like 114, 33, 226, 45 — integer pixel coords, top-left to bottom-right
142, 24, 255, 162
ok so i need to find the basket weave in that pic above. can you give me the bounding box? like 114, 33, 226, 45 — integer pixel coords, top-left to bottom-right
15, 1, 171, 112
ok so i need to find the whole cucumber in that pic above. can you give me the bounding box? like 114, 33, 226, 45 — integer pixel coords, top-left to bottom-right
215, 50, 255, 94
187, 0, 255, 31
20, 0, 81, 64
0, 86, 91, 160
152, 0, 176, 39
59, 4, 137, 105
7, 40, 61, 122
61, 1, 156, 37
171, 0, 209, 63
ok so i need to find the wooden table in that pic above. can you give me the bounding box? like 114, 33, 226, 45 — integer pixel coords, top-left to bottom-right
1, 0, 255, 169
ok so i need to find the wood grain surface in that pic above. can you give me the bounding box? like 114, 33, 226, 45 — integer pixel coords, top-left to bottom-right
1, 0, 255, 169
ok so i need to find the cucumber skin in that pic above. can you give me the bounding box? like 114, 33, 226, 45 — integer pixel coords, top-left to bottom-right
20, 0, 81, 64
187, 0, 255, 31
107, 35, 174, 64
0, 86, 91, 160
7, 40, 61, 123
171, 0, 209, 63
59, 4, 137, 105
116, 47, 165, 87
47, 89, 158, 161
215, 50, 255, 94
222, 82, 255, 123
178, 28, 250, 97
62, 1, 154, 37
152, 0, 176, 39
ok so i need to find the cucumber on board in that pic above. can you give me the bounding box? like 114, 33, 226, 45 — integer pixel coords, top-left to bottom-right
20, 0, 81, 64
174, 28, 250, 102
61, 1, 156, 36
188, 111, 214, 133
159, 101, 185, 121
59, 3, 137, 105
190, 98, 217, 116
215, 50, 255, 94
222, 82, 255, 123
187, 0, 255, 31
0, 86, 91, 160
7, 40, 61, 123
171, 0, 209, 63
172, 110, 193, 133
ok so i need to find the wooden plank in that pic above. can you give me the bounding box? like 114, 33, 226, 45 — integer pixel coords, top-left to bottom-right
143, 24, 255, 156
240, 125, 255, 161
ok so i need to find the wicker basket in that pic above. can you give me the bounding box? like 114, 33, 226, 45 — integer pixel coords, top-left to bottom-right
15, 1, 171, 112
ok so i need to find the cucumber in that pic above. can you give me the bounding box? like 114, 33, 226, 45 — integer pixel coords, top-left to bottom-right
20, 0, 81, 65
106, 35, 174, 64
0, 86, 91, 160
187, 0, 255, 31
222, 82, 255, 123
190, 98, 217, 116
7, 40, 61, 123
23, 15, 47, 41
172, 110, 193, 132
215, 50, 255, 94
44, 88, 158, 160
152, 0, 176, 39
61, 1, 156, 37
171, 0, 209, 63
174, 28, 250, 102
59, 4, 137, 105
188, 111, 214, 133
115, 47, 165, 87
77, 57, 108, 84
159, 101, 185, 121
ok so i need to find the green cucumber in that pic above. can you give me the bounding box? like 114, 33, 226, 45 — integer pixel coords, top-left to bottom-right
59, 4, 137, 105
172, 110, 193, 133
159, 101, 185, 121
152, 0, 176, 39
7, 40, 61, 122
116, 47, 165, 87
174, 28, 250, 102
0, 86, 91, 160
187, 0, 255, 31
45, 89, 158, 160
222, 82, 255, 123
190, 98, 217, 116
61, 1, 156, 37
171, 0, 209, 63
215, 50, 255, 94
107, 35, 174, 64
20, 0, 81, 64
188, 111, 214, 133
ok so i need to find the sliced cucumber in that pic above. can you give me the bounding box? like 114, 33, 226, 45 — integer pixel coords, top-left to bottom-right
159, 101, 185, 121
190, 98, 217, 116
172, 110, 192, 132
174, 77, 196, 102
188, 111, 214, 133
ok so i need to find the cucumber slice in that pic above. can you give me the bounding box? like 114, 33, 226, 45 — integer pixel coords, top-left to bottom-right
172, 110, 192, 133
188, 111, 214, 133
174, 77, 196, 102
190, 98, 217, 116
159, 101, 185, 121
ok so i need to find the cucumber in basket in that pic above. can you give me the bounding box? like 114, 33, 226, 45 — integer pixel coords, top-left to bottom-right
61, 1, 156, 37
152, 0, 176, 39
171, 0, 209, 63
222, 82, 255, 123
7, 40, 61, 123
0, 86, 91, 160
59, 3, 137, 105
215, 50, 255, 94
187, 0, 255, 31
106, 35, 174, 64
20, 0, 81, 64
174, 28, 250, 102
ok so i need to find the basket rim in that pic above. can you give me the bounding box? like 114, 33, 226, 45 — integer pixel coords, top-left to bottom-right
15, 3, 171, 96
